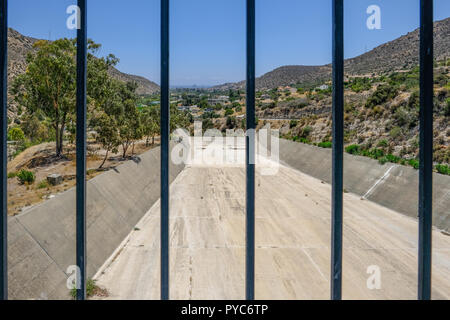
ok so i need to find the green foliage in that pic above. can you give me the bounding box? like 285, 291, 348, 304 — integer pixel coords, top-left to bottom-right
349, 77, 372, 93
7, 172, 17, 179
292, 136, 310, 144
140, 105, 160, 146
435, 164, 449, 175
394, 107, 417, 129
445, 98, 450, 117
408, 159, 419, 169
345, 144, 360, 155
388, 68, 419, 89
300, 126, 312, 139
317, 141, 332, 148
17, 170, 35, 185
377, 139, 388, 147
390, 126, 402, 139
7, 127, 25, 141
37, 180, 49, 189
11, 38, 118, 156
345, 144, 385, 160
378, 154, 401, 165
289, 120, 298, 129
70, 279, 98, 299
407, 91, 420, 110
365, 84, 398, 109
226, 116, 236, 129
361, 148, 385, 159
224, 108, 234, 116
20, 114, 52, 143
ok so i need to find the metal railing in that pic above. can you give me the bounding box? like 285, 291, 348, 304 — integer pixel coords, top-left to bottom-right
0, 0, 434, 300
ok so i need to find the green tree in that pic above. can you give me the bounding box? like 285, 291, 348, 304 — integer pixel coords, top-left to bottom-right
116, 82, 143, 157
11, 38, 116, 157
141, 105, 160, 146
11, 39, 77, 156
91, 112, 121, 168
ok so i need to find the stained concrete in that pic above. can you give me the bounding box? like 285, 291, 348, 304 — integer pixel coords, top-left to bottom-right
278, 139, 450, 232
6, 137, 450, 299
7, 145, 184, 300
94, 141, 450, 300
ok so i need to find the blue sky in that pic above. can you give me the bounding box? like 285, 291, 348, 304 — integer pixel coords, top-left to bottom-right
7, 0, 450, 87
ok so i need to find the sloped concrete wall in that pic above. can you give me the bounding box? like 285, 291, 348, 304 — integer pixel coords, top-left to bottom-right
278, 139, 450, 232
8, 145, 184, 300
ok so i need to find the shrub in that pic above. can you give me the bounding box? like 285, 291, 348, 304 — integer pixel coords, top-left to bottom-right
361, 148, 385, 159
390, 126, 402, 139
7, 172, 17, 179
17, 169, 35, 185
7, 127, 25, 141
70, 279, 98, 299
394, 106, 418, 128
365, 84, 398, 109
435, 164, 449, 175
377, 139, 388, 147
345, 144, 360, 155
224, 108, 234, 116
299, 137, 310, 144
37, 180, 49, 189
318, 141, 332, 148
445, 98, 450, 117
289, 120, 298, 129
379, 154, 401, 165
408, 159, 419, 169
378, 157, 389, 165
226, 116, 236, 128
350, 77, 372, 93
300, 126, 312, 138
407, 91, 420, 110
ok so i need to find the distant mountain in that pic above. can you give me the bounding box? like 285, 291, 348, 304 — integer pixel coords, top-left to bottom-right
6, 28, 159, 116
107, 67, 160, 95
214, 17, 450, 91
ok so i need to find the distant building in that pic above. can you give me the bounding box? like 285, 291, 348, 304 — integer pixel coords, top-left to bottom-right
178, 105, 200, 113
207, 96, 229, 105
316, 84, 329, 91
177, 106, 190, 111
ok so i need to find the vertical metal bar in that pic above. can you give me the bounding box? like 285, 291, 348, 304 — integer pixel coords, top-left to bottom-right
246, 0, 255, 301
160, 0, 170, 301
0, 0, 7, 300
418, 0, 433, 301
331, 0, 344, 301
76, 0, 87, 301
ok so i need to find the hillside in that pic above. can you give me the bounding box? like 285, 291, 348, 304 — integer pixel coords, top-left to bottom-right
6, 28, 160, 117
214, 17, 450, 91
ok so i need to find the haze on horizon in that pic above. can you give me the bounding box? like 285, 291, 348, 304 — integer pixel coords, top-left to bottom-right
7, 0, 450, 87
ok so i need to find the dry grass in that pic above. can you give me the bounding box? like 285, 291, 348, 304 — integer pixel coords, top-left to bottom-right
7, 139, 159, 216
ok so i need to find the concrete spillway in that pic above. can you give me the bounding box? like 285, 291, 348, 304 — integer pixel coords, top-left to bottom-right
93, 140, 450, 300
7, 138, 450, 299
